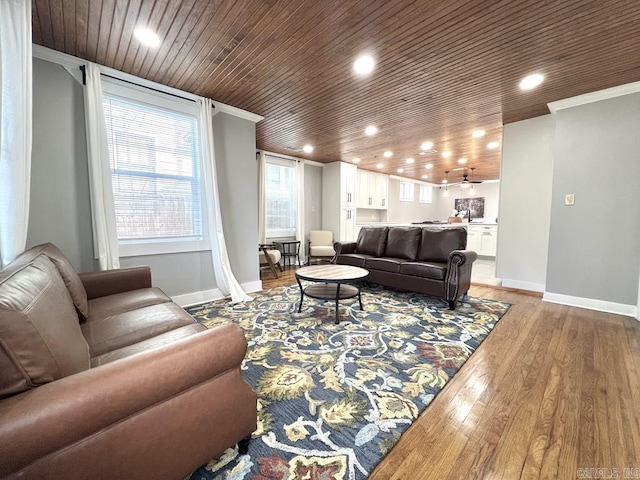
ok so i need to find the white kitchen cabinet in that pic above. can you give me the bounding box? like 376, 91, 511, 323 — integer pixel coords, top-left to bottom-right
466, 224, 497, 256
356, 169, 388, 209
375, 173, 388, 209
322, 162, 358, 241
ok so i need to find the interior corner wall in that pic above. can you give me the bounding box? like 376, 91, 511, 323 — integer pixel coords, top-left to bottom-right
212, 112, 259, 285
545, 93, 640, 307
496, 114, 555, 291
28, 58, 95, 272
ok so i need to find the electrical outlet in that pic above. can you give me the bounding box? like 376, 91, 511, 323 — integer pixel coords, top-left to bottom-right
564, 194, 575, 206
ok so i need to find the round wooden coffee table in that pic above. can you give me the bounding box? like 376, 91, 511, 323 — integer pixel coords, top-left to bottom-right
295, 265, 369, 324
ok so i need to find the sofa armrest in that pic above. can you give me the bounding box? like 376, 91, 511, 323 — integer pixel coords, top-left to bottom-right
79, 266, 152, 299
448, 249, 478, 266
334, 241, 357, 255
0, 323, 253, 477
445, 249, 478, 302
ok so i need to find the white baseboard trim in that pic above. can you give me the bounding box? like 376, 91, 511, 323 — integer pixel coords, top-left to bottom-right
172, 281, 264, 307
243, 280, 264, 294
542, 292, 638, 319
501, 279, 545, 293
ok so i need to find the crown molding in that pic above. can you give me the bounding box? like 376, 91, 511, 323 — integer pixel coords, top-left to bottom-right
548, 81, 640, 113
32, 45, 263, 123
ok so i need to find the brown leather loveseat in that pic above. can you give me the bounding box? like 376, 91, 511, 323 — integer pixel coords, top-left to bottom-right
334, 226, 477, 309
0, 243, 257, 480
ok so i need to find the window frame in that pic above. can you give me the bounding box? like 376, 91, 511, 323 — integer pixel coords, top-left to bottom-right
419, 184, 433, 204
399, 181, 415, 202
101, 78, 210, 258
264, 155, 297, 239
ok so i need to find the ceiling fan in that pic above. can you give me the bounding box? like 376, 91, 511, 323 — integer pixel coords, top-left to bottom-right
448, 167, 483, 187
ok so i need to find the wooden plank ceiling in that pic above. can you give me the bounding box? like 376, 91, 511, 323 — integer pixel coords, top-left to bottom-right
32, 0, 640, 184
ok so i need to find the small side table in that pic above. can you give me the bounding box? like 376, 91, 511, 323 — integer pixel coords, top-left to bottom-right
274, 240, 301, 269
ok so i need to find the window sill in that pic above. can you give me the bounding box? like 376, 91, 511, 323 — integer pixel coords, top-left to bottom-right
118, 238, 210, 258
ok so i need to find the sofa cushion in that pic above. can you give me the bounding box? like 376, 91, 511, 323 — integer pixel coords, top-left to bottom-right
86, 287, 172, 321
5, 243, 89, 319
90, 323, 206, 366
400, 261, 448, 280
81, 302, 196, 356
356, 227, 389, 257
417, 228, 467, 262
365, 257, 404, 273
384, 227, 422, 260
336, 253, 373, 268
0, 255, 90, 398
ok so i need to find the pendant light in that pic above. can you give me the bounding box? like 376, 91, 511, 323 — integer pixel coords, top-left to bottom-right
442, 170, 450, 197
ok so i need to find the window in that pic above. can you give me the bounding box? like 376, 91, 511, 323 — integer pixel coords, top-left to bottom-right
102, 80, 207, 256
399, 181, 415, 202
264, 157, 297, 238
419, 185, 433, 203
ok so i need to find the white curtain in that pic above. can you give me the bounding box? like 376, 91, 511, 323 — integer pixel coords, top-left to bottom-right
83, 63, 120, 269
0, 0, 32, 268
257, 151, 267, 244
295, 160, 305, 263
199, 98, 251, 303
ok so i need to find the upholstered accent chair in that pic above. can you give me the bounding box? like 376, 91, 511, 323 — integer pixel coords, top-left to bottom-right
259, 244, 283, 278
306, 230, 335, 265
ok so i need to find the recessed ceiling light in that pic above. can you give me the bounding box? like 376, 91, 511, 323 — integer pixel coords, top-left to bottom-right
302, 144, 313, 154
441, 179, 448, 184
421, 141, 434, 151
376, 163, 384, 169
487, 141, 500, 149
352, 157, 361, 163
365, 125, 378, 136
406, 158, 414, 164
472, 130, 485, 138
519, 73, 544, 90
353, 54, 375, 75
383, 150, 393, 158
442, 151, 452, 158
425, 163, 433, 169
458, 157, 467, 164
397, 168, 404, 173
133, 27, 161, 48
421, 174, 428, 179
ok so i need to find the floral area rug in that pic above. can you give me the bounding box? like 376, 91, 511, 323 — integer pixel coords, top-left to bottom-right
186, 284, 510, 480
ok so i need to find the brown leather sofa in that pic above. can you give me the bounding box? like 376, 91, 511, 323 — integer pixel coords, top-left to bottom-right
0, 243, 257, 480
334, 226, 477, 309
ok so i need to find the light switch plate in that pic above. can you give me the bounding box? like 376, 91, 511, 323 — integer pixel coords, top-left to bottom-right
565, 194, 575, 206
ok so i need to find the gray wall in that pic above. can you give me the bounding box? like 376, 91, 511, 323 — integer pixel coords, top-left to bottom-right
304, 164, 323, 235
545, 94, 640, 305
496, 115, 555, 291
212, 112, 259, 284
29, 59, 259, 297
28, 58, 95, 272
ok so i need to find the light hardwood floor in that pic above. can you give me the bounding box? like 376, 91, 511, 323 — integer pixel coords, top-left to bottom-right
261, 267, 640, 479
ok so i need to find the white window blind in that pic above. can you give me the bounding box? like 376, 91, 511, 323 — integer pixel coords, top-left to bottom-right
265, 157, 296, 237
399, 181, 415, 202
102, 94, 204, 248
419, 184, 433, 203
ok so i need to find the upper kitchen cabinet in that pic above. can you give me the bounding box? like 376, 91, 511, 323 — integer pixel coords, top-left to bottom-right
357, 170, 389, 210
